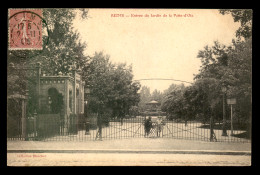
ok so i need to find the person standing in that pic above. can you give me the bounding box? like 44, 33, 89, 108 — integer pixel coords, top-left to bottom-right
95, 114, 103, 140
144, 116, 152, 137
157, 116, 163, 137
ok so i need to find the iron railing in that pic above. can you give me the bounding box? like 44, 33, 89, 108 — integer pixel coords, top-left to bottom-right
7, 115, 250, 143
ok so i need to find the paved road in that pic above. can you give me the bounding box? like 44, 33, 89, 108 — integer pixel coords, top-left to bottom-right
7, 138, 251, 152
7, 138, 251, 166
7, 152, 251, 166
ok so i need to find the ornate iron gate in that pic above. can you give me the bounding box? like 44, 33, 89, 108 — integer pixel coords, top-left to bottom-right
28, 115, 250, 143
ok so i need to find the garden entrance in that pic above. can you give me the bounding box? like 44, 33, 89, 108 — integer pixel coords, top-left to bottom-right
18, 115, 250, 143
7, 67, 250, 143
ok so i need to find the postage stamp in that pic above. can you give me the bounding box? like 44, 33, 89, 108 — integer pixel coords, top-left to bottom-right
8, 9, 43, 50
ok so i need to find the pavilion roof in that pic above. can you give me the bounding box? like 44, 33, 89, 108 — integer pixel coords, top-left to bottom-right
146, 100, 160, 104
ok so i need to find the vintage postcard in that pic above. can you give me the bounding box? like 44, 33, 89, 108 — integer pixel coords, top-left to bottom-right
7, 8, 252, 166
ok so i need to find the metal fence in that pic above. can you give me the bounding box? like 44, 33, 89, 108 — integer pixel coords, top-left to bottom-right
7, 114, 250, 143
161, 119, 250, 143
7, 98, 25, 140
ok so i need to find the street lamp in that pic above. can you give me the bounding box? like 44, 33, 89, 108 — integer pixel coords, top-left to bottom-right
221, 85, 228, 136
84, 88, 90, 135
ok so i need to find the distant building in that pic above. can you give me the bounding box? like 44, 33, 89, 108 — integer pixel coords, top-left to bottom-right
145, 100, 160, 112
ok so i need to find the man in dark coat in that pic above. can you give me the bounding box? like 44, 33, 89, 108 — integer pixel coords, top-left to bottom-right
144, 116, 152, 137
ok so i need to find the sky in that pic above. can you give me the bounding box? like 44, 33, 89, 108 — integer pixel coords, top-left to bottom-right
73, 9, 240, 93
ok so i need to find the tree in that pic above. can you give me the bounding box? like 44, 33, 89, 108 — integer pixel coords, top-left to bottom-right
108, 63, 141, 118
151, 89, 164, 104
138, 86, 152, 112
183, 85, 204, 121
35, 9, 89, 75
219, 9, 252, 39
161, 84, 186, 120
194, 41, 233, 123
226, 38, 252, 125
195, 41, 232, 81
219, 9, 252, 129
84, 52, 141, 119
193, 78, 222, 122
194, 38, 252, 127
129, 106, 139, 117
163, 83, 185, 96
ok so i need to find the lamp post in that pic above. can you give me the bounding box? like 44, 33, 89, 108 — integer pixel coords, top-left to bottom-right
221, 85, 228, 136
84, 88, 91, 135
227, 98, 236, 136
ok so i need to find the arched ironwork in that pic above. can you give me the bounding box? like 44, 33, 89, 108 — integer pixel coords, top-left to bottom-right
133, 78, 193, 84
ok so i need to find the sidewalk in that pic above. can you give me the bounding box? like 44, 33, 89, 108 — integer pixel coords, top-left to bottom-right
7, 138, 251, 155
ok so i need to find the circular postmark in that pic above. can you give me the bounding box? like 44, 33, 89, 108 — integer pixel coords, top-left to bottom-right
8, 9, 49, 58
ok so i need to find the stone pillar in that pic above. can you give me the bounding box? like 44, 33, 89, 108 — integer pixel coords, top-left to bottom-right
72, 69, 77, 115
73, 71, 77, 134
64, 79, 69, 134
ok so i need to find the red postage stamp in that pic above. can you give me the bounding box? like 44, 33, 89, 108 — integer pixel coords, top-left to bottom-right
8, 9, 43, 50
